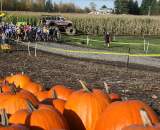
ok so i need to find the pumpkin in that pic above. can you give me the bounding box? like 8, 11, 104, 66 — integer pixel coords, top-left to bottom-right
41, 90, 66, 114
0, 97, 34, 115
95, 100, 159, 130
52, 99, 65, 114
0, 109, 28, 130
48, 85, 74, 101
5, 73, 31, 88
23, 82, 43, 95
0, 89, 39, 115
0, 86, 39, 107
64, 80, 111, 130
0, 81, 19, 93
35, 91, 49, 102
104, 82, 121, 102
9, 101, 69, 130
122, 109, 160, 130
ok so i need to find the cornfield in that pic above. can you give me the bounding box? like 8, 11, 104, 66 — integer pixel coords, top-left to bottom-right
5, 11, 160, 36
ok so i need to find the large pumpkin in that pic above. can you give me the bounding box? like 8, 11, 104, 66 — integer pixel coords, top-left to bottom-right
23, 82, 43, 95
122, 109, 160, 130
35, 91, 50, 102
5, 73, 31, 88
64, 80, 111, 130
41, 89, 66, 114
104, 82, 121, 102
0, 109, 29, 130
0, 89, 39, 115
95, 100, 159, 130
48, 85, 74, 101
9, 101, 69, 130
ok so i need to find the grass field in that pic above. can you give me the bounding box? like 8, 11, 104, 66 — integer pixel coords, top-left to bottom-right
61, 35, 160, 54
5, 11, 160, 55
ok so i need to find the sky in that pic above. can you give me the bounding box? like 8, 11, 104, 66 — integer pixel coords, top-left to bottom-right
52, 0, 142, 9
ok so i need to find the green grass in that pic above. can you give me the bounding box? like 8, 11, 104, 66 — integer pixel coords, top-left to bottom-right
61, 35, 160, 54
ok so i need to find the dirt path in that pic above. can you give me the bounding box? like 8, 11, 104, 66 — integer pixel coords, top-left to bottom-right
17, 41, 160, 69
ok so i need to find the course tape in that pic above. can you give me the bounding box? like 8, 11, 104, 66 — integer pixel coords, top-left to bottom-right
43, 46, 160, 57
67, 36, 160, 47
18, 41, 160, 57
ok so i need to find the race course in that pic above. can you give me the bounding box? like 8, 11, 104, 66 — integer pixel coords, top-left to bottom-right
17, 41, 160, 69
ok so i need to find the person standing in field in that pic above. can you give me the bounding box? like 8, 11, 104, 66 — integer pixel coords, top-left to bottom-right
104, 31, 111, 48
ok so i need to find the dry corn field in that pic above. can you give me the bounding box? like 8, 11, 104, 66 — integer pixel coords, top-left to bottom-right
6, 11, 160, 36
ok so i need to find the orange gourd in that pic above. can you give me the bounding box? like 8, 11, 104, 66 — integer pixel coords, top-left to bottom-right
64, 80, 111, 130
122, 109, 160, 130
95, 100, 159, 130
23, 82, 43, 95
0, 109, 29, 130
5, 73, 31, 88
48, 85, 74, 101
9, 101, 69, 130
104, 82, 121, 102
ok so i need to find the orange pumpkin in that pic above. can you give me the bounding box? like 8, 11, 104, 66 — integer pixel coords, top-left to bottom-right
0, 90, 39, 115
41, 90, 66, 114
95, 100, 159, 130
64, 80, 111, 130
0, 87, 39, 107
9, 101, 69, 130
104, 82, 121, 102
122, 109, 160, 130
5, 73, 31, 88
0, 97, 34, 115
52, 99, 65, 114
23, 82, 43, 95
0, 109, 29, 130
36, 91, 49, 102
48, 85, 74, 101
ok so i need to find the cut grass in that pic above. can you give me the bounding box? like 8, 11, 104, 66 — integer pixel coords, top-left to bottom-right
61, 35, 160, 54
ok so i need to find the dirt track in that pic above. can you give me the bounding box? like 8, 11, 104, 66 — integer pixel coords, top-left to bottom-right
0, 45, 160, 115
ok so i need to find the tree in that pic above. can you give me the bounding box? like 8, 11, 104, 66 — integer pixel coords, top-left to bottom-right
101, 5, 107, 9
89, 2, 96, 11
84, 7, 91, 13
114, 0, 129, 14
128, 0, 139, 15
45, 0, 53, 12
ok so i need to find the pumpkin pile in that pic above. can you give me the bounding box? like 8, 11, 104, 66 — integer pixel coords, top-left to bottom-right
0, 72, 159, 130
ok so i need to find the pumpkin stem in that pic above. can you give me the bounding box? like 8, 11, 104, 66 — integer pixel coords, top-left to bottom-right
0, 87, 2, 93
140, 109, 152, 127
51, 89, 58, 99
0, 109, 9, 126
11, 73, 14, 76
26, 100, 37, 113
79, 80, 91, 92
104, 82, 110, 93
22, 72, 24, 75
9, 84, 17, 95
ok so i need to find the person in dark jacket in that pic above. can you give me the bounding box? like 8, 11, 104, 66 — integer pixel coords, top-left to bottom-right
104, 31, 111, 48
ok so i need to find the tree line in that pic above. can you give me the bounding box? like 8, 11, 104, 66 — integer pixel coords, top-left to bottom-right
2, 0, 160, 15
2, 0, 91, 13
114, 0, 160, 15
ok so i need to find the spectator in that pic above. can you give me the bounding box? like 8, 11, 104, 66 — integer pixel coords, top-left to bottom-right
1, 32, 6, 44
104, 31, 111, 48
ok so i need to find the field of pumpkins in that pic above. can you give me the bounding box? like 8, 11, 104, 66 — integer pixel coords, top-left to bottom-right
0, 72, 159, 130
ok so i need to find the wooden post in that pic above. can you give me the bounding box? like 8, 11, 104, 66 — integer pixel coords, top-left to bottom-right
87, 35, 89, 46
28, 42, 31, 56
146, 41, 150, 54
144, 38, 146, 52
127, 48, 130, 69
35, 43, 37, 57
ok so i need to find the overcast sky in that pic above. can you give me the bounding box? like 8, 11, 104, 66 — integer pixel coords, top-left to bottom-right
52, 0, 142, 9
